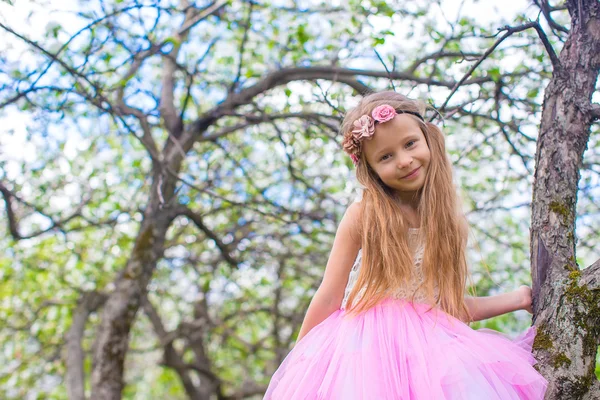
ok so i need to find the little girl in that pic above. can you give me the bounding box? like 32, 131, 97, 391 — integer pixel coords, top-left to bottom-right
264, 91, 547, 399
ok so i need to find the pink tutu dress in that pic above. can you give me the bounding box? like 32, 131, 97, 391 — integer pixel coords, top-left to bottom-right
264, 228, 547, 399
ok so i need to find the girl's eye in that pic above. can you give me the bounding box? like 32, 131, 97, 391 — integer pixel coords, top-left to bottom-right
406, 140, 416, 148
380, 154, 391, 161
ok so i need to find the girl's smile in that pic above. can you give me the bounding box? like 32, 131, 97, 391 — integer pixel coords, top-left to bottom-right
400, 166, 421, 180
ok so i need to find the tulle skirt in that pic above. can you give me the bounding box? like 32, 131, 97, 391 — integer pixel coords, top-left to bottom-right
264, 298, 547, 399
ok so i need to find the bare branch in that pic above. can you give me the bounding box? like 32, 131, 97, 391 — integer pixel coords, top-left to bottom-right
534, 0, 569, 34
406, 51, 482, 74
0, 181, 125, 240
179, 37, 220, 122
1, 182, 80, 239
314, 80, 346, 116
165, 169, 329, 229
373, 48, 396, 91
177, 1, 227, 37
0, 21, 162, 163
437, 21, 559, 115
173, 205, 240, 268
142, 298, 207, 400
229, 1, 254, 93
112, 102, 160, 161
0, 86, 70, 109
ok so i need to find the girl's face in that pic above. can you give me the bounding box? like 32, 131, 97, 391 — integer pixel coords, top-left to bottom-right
362, 114, 431, 202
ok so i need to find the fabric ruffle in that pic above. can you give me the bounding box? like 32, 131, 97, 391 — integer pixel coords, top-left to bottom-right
264, 299, 547, 399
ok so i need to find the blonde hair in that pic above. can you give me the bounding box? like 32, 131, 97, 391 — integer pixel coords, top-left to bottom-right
342, 91, 470, 320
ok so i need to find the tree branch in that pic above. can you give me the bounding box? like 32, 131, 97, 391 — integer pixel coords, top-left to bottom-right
406, 51, 482, 74
437, 21, 559, 115
531, 22, 561, 68
373, 48, 396, 91
160, 1, 227, 137
229, 1, 253, 93
177, 1, 227, 37
591, 103, 600, 120
142, 297, 207, 400
582, 258, 600, 291
173, 206, 240, 268
0, 21, 161, 163
0, 181, 102, 240
0, 86, 70, 109
200, 111, 338, 142
534, 0, 570, 34
175, 65, 533, 157
65, 291, 108, 400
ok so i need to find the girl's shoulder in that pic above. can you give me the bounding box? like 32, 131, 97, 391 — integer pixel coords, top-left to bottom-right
344, 198, 363, 243
345, 200, 361, 220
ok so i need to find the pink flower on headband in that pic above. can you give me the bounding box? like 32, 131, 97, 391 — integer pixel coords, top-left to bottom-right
372, 105, 397, 123
351, 115, 375, 140
350, 154, 360, 165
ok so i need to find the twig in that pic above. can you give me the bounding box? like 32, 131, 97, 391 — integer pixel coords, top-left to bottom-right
435, 21, 559, 117
373, 48, 396, 91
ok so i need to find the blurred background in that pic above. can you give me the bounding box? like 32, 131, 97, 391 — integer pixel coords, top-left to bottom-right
0, 0, 598, 398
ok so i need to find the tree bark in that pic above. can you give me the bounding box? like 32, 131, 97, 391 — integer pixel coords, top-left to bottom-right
531, 1, 600, 399
90, 168, 179, 399
65, 291, 107, 400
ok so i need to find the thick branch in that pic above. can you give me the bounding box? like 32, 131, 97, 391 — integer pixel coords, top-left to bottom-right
160, 1, 227, 136
0, 181, 21, 240
581, 259, 600, 290
172, 65, 532, 160
65, 291, 108, 400
591, 103, 600, 120
224, 65, 518, 107
200, 111, 339, 142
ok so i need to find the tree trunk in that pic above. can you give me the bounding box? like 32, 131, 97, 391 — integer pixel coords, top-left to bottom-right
90, 167, 178, 399
531, 1, 600, 399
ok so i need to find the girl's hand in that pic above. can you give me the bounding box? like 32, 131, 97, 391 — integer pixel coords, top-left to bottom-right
517, 285, 533, 314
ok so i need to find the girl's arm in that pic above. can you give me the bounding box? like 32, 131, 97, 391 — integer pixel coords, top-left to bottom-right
463, 285, 532, 322
296, 203, 362, 342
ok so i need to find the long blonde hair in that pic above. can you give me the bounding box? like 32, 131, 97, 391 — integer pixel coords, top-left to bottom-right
341, 91, 470, 320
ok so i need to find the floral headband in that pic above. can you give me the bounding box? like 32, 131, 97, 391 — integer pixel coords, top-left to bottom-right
342, 104, 425, 165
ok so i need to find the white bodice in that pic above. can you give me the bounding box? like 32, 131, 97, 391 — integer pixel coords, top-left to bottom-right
340, 228, 434, 310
